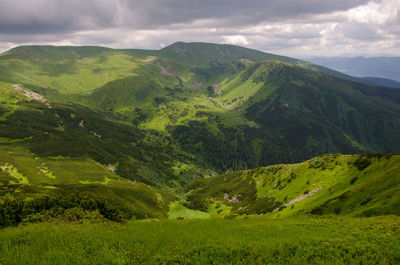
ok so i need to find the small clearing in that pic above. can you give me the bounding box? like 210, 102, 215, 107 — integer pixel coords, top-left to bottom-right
157, 63, 175, 75
171, 45, 187, 56
92, 131, 102, 138
224, 193, 240, 203
79, 120, 85, 128
190, 80, 203, 89
107, 164, 116, 173
143, 57, 156, 63
0, 163, 29, 185
213, 84, 221, 94
78, 120, 101, 138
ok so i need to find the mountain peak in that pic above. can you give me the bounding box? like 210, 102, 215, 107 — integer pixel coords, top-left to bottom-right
158, 41, 297, 67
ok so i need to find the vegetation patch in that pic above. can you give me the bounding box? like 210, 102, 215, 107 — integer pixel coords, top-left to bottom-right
79, 176, 110, 185
0, 163, 29, 185
168, 201, 210, 219
39, 163, 56, 179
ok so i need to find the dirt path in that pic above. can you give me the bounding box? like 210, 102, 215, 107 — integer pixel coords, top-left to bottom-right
284, 187, 321, 207
273, 187, 321, 212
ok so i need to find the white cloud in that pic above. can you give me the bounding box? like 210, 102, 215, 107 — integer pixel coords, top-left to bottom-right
346, 0, 396, 24
222, 35, 249, 46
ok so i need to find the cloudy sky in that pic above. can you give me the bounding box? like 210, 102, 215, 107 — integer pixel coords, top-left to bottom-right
0, 0, 399, 57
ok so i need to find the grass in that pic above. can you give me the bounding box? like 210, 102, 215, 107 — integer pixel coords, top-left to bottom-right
0, 82, 25, 122
0, 215, 398, 264
168, 201, 210, 219
0, 47, 142, 95
217, 72, 264, 107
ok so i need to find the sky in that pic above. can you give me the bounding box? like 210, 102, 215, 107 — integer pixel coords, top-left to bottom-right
0, 0, 399, 57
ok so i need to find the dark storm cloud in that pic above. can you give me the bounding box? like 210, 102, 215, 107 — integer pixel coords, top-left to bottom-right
0, 0, 370, 34
121, 0, 370, 28
0, 0, 117, 34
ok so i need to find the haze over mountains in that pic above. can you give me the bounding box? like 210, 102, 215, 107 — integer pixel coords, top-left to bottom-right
307, 56, 400, 86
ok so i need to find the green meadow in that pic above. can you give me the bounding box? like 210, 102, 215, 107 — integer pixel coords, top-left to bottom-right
0, 215, 399, 265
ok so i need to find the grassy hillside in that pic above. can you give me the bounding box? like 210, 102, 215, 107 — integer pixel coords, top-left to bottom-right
0, 215, 399, 264
0, 46, 143, 95
0, 82, 211, 187
0, 81, 198, 219
0, 143, 178, 219
185, 154, 400, 218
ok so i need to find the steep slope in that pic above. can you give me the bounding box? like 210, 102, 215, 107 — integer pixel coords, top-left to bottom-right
185, 154, 400, 218
166, 60, 400, 170
240, 62, 400, 152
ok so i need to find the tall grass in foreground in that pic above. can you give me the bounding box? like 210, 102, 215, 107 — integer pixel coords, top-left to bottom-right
0, 215, 399, 264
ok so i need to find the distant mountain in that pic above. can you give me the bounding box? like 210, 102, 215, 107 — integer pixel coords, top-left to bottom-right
306, 56, 400, 84
359, 76, 400, 88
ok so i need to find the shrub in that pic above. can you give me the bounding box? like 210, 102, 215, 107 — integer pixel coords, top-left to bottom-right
354, 156, 371, 171
350, 177, 358, 185
0, 192, 125, 228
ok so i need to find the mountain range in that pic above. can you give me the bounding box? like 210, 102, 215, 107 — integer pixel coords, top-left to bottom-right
0, 42, 399, 220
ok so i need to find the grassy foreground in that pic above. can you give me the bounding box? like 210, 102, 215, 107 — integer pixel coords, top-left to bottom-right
0, 215, 399, 264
